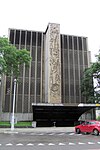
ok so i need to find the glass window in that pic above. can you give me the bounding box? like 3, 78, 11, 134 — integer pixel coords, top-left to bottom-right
37, 47, 41, 62
69, 51, 73, 65
37, 32, 42, 46
26, 31, 31, 45
21, 31, 25, 45
9, 30, 14, 44
36, 80, 40, 95
74, 36, 77, 50
32, 46, 36, 61
69, 36, 72, 49
15, 30, 20, 44
83, 38, 87, 50
32, 32, 36, 46
37, 62, 41, 78
64, 35, 68, 49
78, 37, 82, 50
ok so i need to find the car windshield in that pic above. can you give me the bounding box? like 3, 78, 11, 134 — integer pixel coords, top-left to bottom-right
82, 121, 95, 125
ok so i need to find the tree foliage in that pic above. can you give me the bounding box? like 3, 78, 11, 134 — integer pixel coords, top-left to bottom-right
0, 36, 31, 78
81, 51, 100, 103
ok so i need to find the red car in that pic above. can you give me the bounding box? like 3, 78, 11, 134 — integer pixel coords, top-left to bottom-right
75, 120, 100, 136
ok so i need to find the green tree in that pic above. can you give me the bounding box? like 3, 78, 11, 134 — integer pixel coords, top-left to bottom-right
0, 36, 31, 78
81, 51, 100, 103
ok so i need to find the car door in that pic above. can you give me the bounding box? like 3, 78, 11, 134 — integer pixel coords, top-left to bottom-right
86, 121, 96, 132
80, 121, 89, 132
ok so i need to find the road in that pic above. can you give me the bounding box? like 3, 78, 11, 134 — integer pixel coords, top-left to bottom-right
0, 128, 100, 149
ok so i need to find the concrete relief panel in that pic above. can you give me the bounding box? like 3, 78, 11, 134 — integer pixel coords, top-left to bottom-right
48, 23, 61, 103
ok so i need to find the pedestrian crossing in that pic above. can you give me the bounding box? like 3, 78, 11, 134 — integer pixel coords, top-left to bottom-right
18, 132, 78, 136
0, 141, 100, 147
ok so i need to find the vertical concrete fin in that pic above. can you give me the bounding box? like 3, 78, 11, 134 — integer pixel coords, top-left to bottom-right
45, 23, 61, 103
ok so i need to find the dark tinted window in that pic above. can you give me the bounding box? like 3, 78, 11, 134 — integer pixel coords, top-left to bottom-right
69, 36, 72, 49
64, 35, 68, 49
15, 30, 20, 44
9, 30, 14, 44
26, 31, 31, 45
21, 31, 25, 45
37, 32, 42, 46
78, 37, 82, 50
74, 37, 77, 50
32, 32, 36, 46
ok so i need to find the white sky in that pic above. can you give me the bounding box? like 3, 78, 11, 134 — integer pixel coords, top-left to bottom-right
0, 0, 100, 62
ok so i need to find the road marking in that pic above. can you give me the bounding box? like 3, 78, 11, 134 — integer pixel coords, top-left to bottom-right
78, 142, 86, 145
27, 143, 34, 146
69, 142, 75, 145
97, 142, 100, 144
48, 143, 55, 145
59, 143, 66, 145
6, 143, 13, 146
38, 133, 44, 135
21, 133, 26, 135
69, 133, 75, 135
58, 133, 65, 135
4, 131, 18, 134
38, 143, 45, 146
49, 133, 55, 135
88, 142, 95, 144
76, 134, 82, 136
16, 143, 23, 146
30, 133, 36, 135
0, 144, 2, 146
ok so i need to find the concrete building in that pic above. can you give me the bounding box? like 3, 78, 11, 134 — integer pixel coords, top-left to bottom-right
0, 23, 93, 126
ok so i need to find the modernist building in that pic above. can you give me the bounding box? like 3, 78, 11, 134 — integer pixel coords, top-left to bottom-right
0, 23, 93, 126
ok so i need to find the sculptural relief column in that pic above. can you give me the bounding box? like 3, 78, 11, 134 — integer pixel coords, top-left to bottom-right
45, 23, 61, 103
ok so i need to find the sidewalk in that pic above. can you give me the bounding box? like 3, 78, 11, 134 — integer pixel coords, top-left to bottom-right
0, 127, 75, 134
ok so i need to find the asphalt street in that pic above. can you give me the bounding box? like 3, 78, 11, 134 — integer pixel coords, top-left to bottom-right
0, 127, 100, 150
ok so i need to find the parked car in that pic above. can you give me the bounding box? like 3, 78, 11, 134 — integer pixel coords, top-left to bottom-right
75, 120, 100, 136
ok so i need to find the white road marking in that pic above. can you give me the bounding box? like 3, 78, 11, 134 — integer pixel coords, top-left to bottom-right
0, 144, 2, 146
49, 133, 55, 135
38, 143, 45, 146
38, 133, 44, 135
76, 134, 82, 136
4, 131, 18, 134
69, 142, 76, 145
27, 143, 34, 146
6, 143, 13, 146
88, 142, 95, 144
59, 143, 66, 145
16, 143, 23, 146
78, 142, 86, 145
69, 133, 75, 135
48, 143, 55, 145
97, 142, 100, 144
58, 133, 65, 135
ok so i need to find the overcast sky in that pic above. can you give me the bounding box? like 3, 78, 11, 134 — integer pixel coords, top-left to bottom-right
0, 0, 100, 62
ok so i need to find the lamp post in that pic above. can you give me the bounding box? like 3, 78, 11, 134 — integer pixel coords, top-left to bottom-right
11, 79, 17, 131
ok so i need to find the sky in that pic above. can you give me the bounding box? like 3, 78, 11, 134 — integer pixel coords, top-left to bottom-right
0, 0, 100, 62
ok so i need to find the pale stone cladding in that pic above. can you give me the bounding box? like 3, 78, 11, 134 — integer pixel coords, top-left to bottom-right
44, 23, 61, 103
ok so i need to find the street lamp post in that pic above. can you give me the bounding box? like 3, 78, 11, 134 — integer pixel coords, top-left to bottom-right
11, 79, 17, 131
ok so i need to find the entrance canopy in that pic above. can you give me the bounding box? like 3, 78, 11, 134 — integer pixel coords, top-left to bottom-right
32, 103, 97, 127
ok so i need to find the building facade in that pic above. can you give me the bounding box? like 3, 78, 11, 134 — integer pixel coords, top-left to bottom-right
0, 23, 91, 124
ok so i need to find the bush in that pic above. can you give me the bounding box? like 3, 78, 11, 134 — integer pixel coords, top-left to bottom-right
97, 116, 100, 121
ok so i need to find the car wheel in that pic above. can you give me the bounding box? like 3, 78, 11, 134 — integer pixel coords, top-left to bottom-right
93, 129, 99, 136
75, 128, 81, 134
